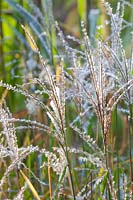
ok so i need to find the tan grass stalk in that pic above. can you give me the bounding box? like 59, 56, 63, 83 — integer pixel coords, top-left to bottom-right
20, 170, 41, 200
0, 89, 8, 105
48, 157, 52, 200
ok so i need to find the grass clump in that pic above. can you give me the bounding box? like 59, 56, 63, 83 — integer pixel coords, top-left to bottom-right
0, 0, 133, 199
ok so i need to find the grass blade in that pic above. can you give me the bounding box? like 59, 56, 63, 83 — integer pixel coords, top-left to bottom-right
20, 170, 41, 200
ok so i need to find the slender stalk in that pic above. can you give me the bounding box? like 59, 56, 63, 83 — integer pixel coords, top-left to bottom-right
59, 140, 76, 200
127, 86, 133, 195
48, 157, 52, 200
63, 132, 76, 200
90, 172, 93, 200
0, 0, 5, 79
117, 150, 120, 200
129, 101, 133, 190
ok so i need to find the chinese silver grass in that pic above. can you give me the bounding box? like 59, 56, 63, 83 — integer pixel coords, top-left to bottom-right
0, 80, 46, 110
0, 1, 133, 198
41, 147, 67, 175
53, 5, 133, 196
38, 59, 66, 145
0, 145, 38, 189
13, 185, 26, 200
70, 124, 104, 157
0, 25, 76, 198
40, 147, 68, 198
102, 0, 133, 91
76, 173, 106, 199
76, 171, 117, 200
0, 117, 50, 133
56, 22, 85, 60
21, 162, 47, 186
57, 146, 104, 168
102, 0, 133, 190
70, 21, 133, 152
0, 104, 18, 160
0, 103, 39, 194
28, 35, 76, 197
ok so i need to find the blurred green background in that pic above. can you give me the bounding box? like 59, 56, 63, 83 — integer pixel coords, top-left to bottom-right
0, 0, 133, 199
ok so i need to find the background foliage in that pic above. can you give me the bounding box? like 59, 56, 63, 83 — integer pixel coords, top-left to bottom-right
0, 0, 133, 199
